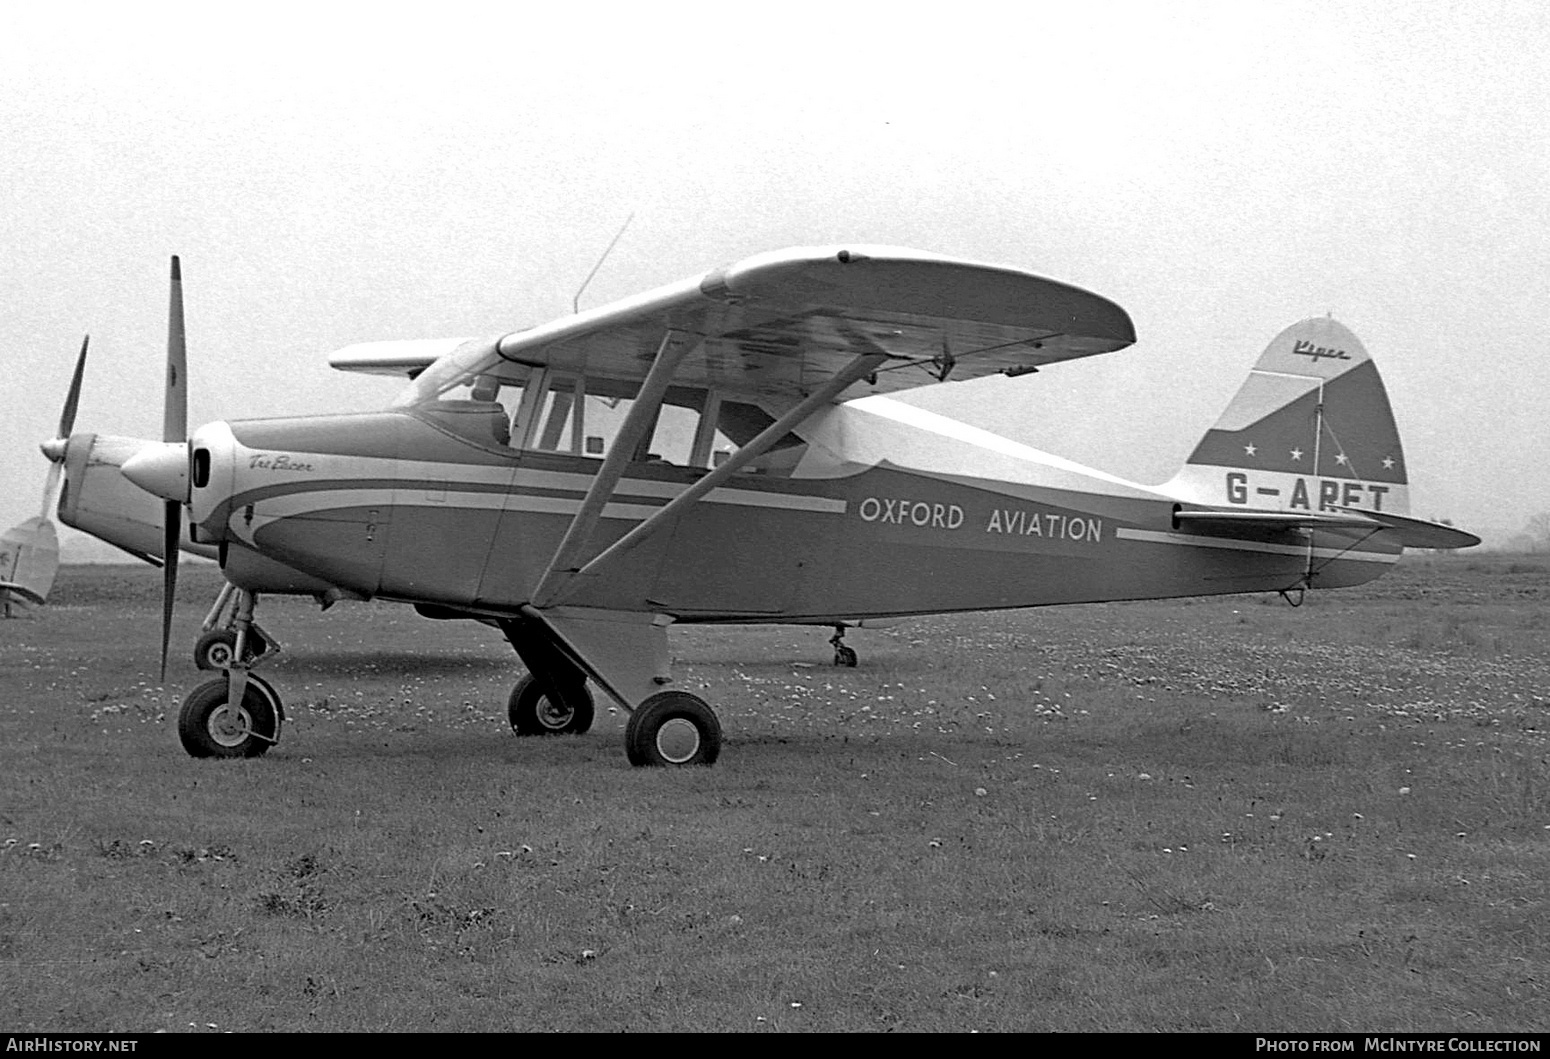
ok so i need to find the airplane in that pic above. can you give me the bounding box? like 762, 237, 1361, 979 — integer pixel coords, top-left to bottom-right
115, 246, 1479, 767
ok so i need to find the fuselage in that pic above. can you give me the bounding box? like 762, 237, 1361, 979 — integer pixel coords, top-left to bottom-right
184, 394, 1399, 622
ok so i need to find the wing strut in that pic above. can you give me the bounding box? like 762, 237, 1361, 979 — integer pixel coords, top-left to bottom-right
539, 347, 892, 609
530, 330, 699, 607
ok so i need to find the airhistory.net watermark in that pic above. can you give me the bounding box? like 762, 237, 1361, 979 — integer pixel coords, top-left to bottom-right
5, 1042, 137, 1053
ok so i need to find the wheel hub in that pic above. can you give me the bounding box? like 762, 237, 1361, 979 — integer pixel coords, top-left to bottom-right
654, 717, 701, 764
537, 697, 574, 729
207, 704, 253, 747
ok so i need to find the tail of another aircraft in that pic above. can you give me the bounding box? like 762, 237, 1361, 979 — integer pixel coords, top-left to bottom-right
0, 517, 59, 614
1165, 318, 1411, 519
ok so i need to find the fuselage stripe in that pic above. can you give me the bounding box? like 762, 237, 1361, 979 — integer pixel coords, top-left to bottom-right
1115, 527, 1398, 563
227, 458, 845, 516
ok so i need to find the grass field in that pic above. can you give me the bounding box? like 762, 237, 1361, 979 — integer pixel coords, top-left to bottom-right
1, 556, 1546, 1032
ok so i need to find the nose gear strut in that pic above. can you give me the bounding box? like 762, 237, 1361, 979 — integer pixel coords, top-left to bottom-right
176, 587, 284, 758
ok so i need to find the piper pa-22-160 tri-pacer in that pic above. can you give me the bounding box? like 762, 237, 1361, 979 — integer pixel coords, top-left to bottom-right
119, 246, 1478, 767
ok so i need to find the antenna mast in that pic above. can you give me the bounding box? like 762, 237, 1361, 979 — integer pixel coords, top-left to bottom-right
572, 213, 635, 314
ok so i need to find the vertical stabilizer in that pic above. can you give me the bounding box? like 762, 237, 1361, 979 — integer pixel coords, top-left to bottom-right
0, 516, 59, 613
1165, 319, 1409, 518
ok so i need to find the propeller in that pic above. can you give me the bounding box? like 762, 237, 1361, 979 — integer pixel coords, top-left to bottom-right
159, 256, 188, 681
37, 335, 90, 517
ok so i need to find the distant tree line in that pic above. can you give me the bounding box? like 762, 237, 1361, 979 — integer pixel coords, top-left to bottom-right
1507, 511, 1550, 553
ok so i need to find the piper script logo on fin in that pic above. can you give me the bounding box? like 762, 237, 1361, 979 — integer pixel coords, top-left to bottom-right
1292, 339, 1351, 362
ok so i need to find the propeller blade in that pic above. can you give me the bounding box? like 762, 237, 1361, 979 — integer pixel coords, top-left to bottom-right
165, 256, 187, 444
38, 461, 63, 520
38, 334, 91, 519
157, 256, 187, 682
159, 499, 180, 681
57, 334, 89, 439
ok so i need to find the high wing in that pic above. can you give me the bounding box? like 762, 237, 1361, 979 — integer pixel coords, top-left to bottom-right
1173, 508, 1481, 550
330, 246, 1135, 398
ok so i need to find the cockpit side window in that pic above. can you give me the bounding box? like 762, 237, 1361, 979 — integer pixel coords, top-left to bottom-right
517, 372, 586, 454
402, 352, 808, 474
555, 380, 704, 465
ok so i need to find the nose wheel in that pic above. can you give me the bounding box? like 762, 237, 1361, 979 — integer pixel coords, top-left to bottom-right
193, 625, 277, 670
177, 673, 282, 758
176, 588, 285, 759
194, 585, 279, 670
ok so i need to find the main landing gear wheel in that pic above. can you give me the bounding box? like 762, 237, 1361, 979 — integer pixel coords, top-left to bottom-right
830, 625, 858, 667
192, 628, 270, 671
177, 675, 282, 759
507, 674, 595, 736
624, 691, 721, 767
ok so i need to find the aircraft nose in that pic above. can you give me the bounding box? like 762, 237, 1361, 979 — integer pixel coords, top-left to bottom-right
39, 438, 67, 463
121, 441, 189, 502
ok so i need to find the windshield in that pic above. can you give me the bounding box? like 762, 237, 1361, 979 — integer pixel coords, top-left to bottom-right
391, 338, 511, 410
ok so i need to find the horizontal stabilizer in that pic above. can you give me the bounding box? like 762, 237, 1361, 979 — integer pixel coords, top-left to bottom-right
1333, 508, 1481, 550
1174, 507, 1480, 550
1174, 509, 1379, 532
0, 581, 47, 606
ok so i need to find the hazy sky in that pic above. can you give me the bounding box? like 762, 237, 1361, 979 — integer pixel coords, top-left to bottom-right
3, 1, 1546, 550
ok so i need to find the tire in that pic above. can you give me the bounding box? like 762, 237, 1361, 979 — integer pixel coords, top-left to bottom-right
193, 629, 238, 671
834, 645, 858, 667
177, 676, 280, 759
624, 691, 721, 767
507, 674, 594, 736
